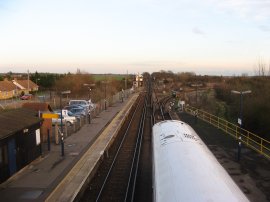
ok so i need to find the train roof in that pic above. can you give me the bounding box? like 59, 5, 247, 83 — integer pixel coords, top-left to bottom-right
152, 120, 249, 202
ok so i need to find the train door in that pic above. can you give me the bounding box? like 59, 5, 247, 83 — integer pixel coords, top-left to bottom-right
8, 138, 17, 176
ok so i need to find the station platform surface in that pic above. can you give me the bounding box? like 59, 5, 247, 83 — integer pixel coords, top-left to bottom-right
0, 94, 138, 202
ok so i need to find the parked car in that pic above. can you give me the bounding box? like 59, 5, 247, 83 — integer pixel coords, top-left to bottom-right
68, 99, 96, 112
56, 109, 83, 119
65, 104, 91, 115
64, 105, 85, 111
69, 108, 88, 117
52, 110, 77, 126
20, 94, 32, 100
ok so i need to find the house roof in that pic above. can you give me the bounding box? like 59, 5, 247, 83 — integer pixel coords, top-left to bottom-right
0, 80, 17, 91
0, 108, 42, 140
13, 79, 38, 90
22, 102, 53, 112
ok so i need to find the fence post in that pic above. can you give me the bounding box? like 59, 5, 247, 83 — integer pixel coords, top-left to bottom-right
73, 121, 76, 132
88, 113, 91, 124
237, 136, 242, 161
47, 128, 51, 151
55, 124, 59, 144
64, 122, 68, 137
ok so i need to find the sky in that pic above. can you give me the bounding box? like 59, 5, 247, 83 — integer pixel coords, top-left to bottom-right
0, 0, 270, 75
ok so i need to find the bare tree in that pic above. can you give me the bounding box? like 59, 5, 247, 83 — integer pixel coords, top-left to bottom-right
255, 57, 266, 76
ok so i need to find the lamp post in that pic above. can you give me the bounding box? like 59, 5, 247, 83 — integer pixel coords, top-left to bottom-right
231, 90, 252, 128
60, 90, 71, 156
101, 80, 107, 110
83, 83, 95, 101
231, 90, 251, 161
83, 84, 95, 124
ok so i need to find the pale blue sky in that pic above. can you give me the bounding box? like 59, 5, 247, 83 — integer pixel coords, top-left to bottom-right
0, 0, 270, 75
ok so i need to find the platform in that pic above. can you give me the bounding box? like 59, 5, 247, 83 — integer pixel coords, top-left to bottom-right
0, 93, 139, 202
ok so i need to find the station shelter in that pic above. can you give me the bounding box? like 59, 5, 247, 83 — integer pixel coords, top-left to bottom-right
0, 108, 43, 183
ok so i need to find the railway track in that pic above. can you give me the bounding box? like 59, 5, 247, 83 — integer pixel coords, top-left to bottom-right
81, 92, 148, 201
80, 78, 156, 202
133, 80, 153, 202
153, 89, 172, 123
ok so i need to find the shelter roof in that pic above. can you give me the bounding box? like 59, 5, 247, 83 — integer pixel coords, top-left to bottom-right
22, 102, 53, 112
0, 108, 42, 140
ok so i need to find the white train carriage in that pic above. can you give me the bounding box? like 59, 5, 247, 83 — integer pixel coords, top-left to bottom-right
152, 120, 249, 202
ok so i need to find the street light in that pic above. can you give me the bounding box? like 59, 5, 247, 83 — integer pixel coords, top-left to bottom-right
60, 90, 71, 156
101, 80, 107, 110
83, 83, 95, 124
231, 90, 252, 127
83, 83, 95, 101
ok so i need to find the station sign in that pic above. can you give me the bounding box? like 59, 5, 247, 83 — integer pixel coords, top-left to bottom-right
238, 118, 242, 125
42, 113, 59, 119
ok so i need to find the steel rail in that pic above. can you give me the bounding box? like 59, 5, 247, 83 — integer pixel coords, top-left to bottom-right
124, 95, 148, 201
160, 96, 171, 121
95, 94, 144, 202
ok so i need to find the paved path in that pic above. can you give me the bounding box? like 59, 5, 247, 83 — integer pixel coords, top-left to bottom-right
0, 96, 134, 202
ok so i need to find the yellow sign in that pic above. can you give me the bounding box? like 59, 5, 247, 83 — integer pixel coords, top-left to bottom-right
42, 113, 59, 119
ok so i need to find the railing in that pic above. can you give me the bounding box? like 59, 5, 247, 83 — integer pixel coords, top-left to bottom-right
185, 105, 270, 159
51, 88, 134, 143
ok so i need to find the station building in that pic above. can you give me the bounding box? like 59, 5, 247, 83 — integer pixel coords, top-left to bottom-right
0, 108, 42, 183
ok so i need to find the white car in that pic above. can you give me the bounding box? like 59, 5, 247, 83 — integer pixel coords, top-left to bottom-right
52, 111, 77, 126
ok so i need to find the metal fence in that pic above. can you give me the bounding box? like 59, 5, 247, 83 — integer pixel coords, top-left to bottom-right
51, 88, 133, 144
185, 105, 270, 159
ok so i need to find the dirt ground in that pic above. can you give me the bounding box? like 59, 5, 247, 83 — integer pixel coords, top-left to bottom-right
178, 112, 270, 202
